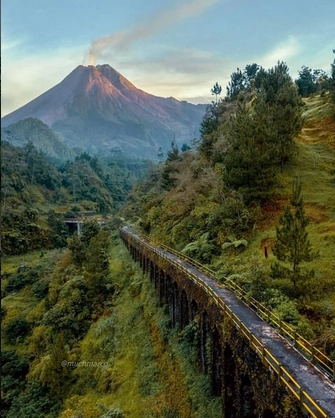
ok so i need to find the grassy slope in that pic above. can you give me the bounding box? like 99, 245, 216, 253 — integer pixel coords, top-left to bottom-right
255, 96, 335, 276
1, 239, 221, 418
60, 239, 220, 418
217, 95, 335, 334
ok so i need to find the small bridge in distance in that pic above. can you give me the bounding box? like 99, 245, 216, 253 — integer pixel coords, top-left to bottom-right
61, 212, 108, 235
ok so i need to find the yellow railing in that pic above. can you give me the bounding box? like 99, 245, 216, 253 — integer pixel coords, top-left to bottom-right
141, 235, 334, 382
122, 227, 332, 418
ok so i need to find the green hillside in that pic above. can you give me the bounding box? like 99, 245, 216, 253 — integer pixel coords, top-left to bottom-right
125, 65, 335, 356
1, 58, 334, 418
1, 118, 75, 162
1, 141, 152, 255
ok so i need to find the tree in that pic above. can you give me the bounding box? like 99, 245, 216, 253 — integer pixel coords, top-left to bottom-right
224, 100, 277, 203
226, 64, 260, 100
226, 68, 245, 100
256, 62, 302, 171
295, 66, 327, 97
211, 82, 222, 105
161, 141, 181, 191
81, 220, 100, 246
271, 177, 317, 288
268, 81, 302, 171
5, 319, 31, 344
198, 102, 220, 160
295, 66, 317, 97
47, 211, 69, 247
157, 147, 164, 162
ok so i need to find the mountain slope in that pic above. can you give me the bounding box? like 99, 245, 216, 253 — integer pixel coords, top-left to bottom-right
1, 65, 206, 159
1, 118, 75, 161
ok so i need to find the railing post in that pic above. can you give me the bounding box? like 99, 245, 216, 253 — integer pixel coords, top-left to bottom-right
278, 364, 282, 383
332, 361, 335, 382
262, 345, 265, 365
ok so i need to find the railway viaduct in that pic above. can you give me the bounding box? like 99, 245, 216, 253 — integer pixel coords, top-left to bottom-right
120, 226, 335, 418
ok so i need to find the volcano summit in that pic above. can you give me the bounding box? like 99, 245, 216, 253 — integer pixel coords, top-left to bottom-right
2, 65, 206, 159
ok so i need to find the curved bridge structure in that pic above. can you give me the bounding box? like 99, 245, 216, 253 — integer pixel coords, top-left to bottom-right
120, 226, 335, 418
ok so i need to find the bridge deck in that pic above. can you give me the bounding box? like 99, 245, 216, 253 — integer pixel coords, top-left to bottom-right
168, 252, 335, 417
128, 229, 335, 417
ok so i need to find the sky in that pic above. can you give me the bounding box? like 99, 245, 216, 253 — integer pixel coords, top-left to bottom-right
1, 0, 334, 117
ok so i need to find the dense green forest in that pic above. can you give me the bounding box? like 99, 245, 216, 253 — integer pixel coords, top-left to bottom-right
1, 56, 335, 417
125, 60, 335, 352
1, 141, 152, 255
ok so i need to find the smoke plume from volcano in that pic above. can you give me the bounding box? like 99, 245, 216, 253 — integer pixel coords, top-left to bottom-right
87, 0, 218, 65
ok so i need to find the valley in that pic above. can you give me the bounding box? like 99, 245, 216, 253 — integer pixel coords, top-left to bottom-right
1, 58, 335, 417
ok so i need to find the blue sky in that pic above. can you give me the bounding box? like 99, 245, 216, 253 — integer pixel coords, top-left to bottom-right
1, 0, 334, 116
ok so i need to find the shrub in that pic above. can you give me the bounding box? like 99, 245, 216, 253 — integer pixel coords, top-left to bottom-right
99, 407, 124, 418
5, 318, 31, 344
1, 305, 7, 320
32, 280, 49, 301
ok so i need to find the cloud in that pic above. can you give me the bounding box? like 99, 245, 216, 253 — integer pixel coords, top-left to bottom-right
257, 35, 302, 69
107, 46, 232, 103
87, 0, 219, 65
1, 38, 23, 51
254, 34, 333, 78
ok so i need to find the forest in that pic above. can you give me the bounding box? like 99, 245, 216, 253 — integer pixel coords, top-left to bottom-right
1, 55, 335, 417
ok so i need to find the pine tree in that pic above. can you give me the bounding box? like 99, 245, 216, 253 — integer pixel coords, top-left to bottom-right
198, 101, 220, 160
211, 82, 222, 105
224, 99, 277, 203
271, 177, 317, 287
161, 141, 181, 190
256, 62, 302, 172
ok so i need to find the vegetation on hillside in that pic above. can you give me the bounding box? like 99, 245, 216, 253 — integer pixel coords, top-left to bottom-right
1, 52, 335, 417
1, 227, 221, 417
125, 57, 335, 356
1, 141, 152, 255
1, 118, 75, 162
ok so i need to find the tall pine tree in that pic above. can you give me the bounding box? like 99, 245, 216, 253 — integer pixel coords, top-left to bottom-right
271, 177, 317, 288
256, 62, 302, 171
224, 99, 277, 203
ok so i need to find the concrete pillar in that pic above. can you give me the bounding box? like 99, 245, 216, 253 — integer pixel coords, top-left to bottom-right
180, 289, 189, 329
211, 328, 223, 397
224, 345, 237, 417
200, 311, 210, 374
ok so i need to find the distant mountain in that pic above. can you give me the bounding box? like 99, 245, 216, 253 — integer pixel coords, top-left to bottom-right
1, 118, 75, 161
1, 65, 206, 159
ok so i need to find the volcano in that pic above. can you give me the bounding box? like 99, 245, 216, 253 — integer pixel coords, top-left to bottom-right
1, 65, 206, 159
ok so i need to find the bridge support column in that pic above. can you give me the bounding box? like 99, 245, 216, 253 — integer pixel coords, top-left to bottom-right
158, 269, 166, 305
145, 257, 150, 275
240, 374, 256, 417
223, 345, 238, 417
200, 311, 209, 374
180, 289, 190, 329
166, 276, 174, 327
172, 283, 180, 328
190, 299, 198, 321
211, 328, 223, 397
149, 261, 155, 283
154, 266, 160, 293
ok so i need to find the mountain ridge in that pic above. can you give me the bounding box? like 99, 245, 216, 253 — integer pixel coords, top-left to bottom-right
2, 64, 206, 159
